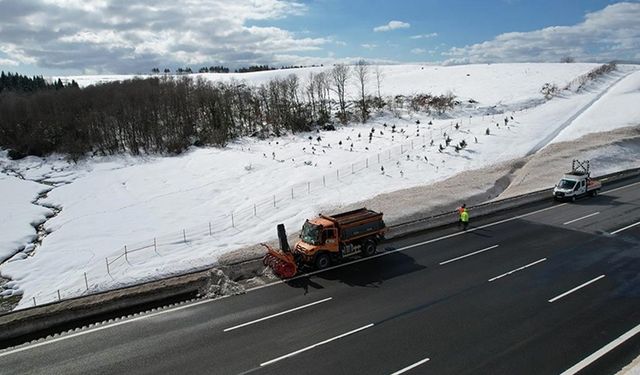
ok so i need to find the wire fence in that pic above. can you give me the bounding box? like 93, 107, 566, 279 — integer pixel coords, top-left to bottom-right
26, 120, 480, 308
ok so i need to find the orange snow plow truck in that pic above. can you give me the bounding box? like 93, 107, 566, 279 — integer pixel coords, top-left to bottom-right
262, 208, 386, 278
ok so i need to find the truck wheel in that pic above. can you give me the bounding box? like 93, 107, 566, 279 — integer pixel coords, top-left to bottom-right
315, 253, 331, 270
362, 240, 377, 257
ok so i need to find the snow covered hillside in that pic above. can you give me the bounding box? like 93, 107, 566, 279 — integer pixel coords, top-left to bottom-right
1, 63, 640, 310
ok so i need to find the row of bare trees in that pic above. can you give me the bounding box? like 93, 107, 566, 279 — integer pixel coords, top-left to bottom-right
0, 63, 458, 159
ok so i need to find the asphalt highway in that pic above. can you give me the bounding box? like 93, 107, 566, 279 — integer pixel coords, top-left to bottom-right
1, 176, 640, 375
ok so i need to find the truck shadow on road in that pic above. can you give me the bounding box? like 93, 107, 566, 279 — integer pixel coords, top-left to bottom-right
286, 251, 425, 293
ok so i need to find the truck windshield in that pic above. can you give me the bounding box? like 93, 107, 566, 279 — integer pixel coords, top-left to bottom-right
558, 179, 577, 189
300, 221, 321, 245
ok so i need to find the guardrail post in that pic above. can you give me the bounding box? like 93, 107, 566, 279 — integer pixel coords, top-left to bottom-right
33, 297, 36, 306
231, 212, 235, 228
254, 204, 257, 216
57, 289, 61, 301
183, 229, 187, 243
154, 237, 159, 254
124, 245, 128, 262
208, 223, 212, 236
84, 272, 89, 291
106, 257, 110, 275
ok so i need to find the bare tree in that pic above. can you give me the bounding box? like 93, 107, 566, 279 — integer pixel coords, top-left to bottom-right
374, 65, 383, 101
353, 60, 370, 122
331, 63, 350, 123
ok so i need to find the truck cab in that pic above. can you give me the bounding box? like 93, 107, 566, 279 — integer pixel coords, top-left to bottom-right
293, 209, 386, 269
554, 175, 586, 201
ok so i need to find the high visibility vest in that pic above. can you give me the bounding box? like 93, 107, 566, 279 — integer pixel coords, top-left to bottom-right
460, 211, 469, 222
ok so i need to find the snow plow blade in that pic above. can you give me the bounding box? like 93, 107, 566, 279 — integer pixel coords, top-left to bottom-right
261, 243, 298, 278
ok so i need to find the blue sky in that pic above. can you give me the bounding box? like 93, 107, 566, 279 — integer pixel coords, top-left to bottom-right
0, 0, 638, 76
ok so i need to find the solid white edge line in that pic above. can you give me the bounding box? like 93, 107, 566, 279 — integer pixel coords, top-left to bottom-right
439, 245, 499, 265
0, 199, 568, 357
0, 297, 216, 358
223, 297, 332, 332
488, 258, 547, 282
611, 221, 640, 235
603, 180, 640, 194
563, 212, 600, 225
6, 177, 637, 356
560, 323, 640, 375
259, 323, 374, 367
389, 357, 431, 375
548, 275, 606, 303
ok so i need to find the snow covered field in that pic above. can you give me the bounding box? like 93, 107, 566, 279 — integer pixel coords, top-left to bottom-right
1, 63, 639, 310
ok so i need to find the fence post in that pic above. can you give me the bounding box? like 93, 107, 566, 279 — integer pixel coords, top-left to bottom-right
273, 195, 276, 207
337, 170, 340, 180
124, 245, 128, 262
323, 176, 326, 187
57, 289, 61, 301
183, 229, 187, 242
231, 212, 235, 228
153, 237, 159, 255
208, 223, 212, 236
33, 297, 36, 306
254, 204, 257, 216
291, 187, 294, 199
106, 257, 110, 275
351, 164, 354, 174
84, 272, 89, 291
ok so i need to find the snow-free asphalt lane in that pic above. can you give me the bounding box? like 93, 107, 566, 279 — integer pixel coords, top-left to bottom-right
1, 175, 640, 375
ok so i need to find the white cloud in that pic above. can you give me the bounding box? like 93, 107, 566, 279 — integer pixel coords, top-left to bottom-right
410, 33, 438, 39
445, 2, 640, 64
0, 58, 19, 67
374, 20, 410, 32
411, 48, 426, 55
361, 43, 378, 50
0, 0, 328, 73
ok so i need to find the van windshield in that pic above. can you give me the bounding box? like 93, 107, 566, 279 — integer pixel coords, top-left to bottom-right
558, 179, 577, 189
300, 221, 321, 245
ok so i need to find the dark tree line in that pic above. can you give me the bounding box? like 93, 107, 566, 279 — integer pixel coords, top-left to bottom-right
0, 71, 78, 93
0, 67, 460, 160
235, 65, 276, 73
0, 75, 314, 159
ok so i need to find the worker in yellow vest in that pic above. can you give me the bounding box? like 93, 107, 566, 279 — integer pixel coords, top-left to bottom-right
460, 208, 470, 230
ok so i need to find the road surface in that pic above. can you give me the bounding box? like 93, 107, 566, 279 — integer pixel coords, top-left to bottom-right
1, 176, 640, 375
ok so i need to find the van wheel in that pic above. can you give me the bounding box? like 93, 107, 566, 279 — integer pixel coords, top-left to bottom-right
315, 253, 331, 270
362, 240, 377, 257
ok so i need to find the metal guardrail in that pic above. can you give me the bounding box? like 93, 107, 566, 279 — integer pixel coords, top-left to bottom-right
0, 165, 638, 343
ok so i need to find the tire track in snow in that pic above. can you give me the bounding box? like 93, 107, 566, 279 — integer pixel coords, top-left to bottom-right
526, 70, 634, 156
